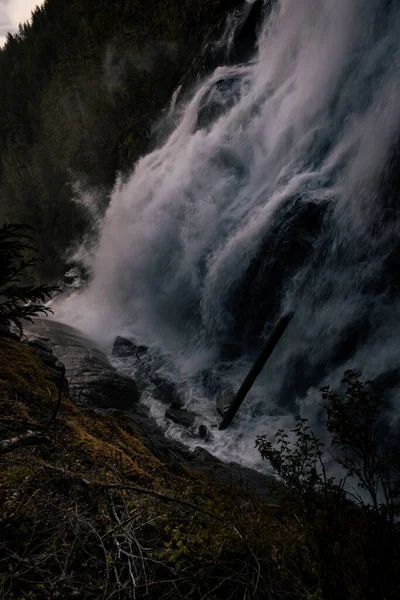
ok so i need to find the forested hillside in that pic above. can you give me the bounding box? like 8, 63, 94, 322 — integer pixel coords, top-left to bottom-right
0, 0, 241, 279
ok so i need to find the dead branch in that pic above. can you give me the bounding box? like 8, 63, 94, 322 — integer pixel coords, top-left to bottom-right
0, 430, 48, 454
40, 463, 223, 520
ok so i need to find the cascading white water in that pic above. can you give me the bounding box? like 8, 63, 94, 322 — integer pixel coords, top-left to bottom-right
55, 0, 400, 468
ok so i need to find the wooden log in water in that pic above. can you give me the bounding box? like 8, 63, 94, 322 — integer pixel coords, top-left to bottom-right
218, 312, 294, 431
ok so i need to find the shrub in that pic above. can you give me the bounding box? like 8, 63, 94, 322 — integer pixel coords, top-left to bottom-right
0, 223, 59, 336
256, 371, 400, 600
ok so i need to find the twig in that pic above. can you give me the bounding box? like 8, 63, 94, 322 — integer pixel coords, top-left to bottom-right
44, 364, 66, 432
40, 463, 223, 520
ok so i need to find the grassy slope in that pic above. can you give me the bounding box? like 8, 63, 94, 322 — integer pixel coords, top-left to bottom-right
0, 338, 308, 599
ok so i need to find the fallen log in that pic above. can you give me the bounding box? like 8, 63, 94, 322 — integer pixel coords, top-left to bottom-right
219, 312, 294, 430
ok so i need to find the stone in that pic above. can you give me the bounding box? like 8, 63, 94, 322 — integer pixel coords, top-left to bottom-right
35, 349, 61, 370
166, 407, 196, 428
45, 366, 70, 396
150, 375, 181, 405
112, 336, 148, 358
112, 336, 138, 357
71, 370, 140, 410
26, 338, 54, 353
198, 424, 209, 440
0, 324, 19, 341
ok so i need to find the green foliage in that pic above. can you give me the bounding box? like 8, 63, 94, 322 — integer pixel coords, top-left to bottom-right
323, 370, 400, 520
256, 416, 343, 519
256, 371, 400, 600
0, 223, 58, 334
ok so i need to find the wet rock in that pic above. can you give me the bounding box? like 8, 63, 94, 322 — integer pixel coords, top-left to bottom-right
150, 375, 181, 405
112, 336, 139, 357
46, 366, 69, 396
0, 324, 19, 341
230, 0, 265, 63
20, 336, 69, 395
112, 336, 148, 358
73, 371, 140, 410
23, 319, 278, 502
35, 349, 61, 371
26, 338, 54, 353
199, 424, 210, 440
166, 407, 197, 428
216, 386, 234, 417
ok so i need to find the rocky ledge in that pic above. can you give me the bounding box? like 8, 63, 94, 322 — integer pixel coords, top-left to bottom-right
23, 319, 276, 501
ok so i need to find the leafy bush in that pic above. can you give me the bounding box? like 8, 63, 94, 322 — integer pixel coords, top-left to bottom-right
256, 371, 400, 600
0, 224, 58, 335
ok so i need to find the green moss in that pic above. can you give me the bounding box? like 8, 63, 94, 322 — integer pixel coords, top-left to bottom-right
0, 338, 58, 399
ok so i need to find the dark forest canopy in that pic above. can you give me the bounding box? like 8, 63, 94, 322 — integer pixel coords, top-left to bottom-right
0, 0, 243, 279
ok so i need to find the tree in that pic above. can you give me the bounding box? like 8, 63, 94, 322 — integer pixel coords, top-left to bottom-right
0, 223, 59, 336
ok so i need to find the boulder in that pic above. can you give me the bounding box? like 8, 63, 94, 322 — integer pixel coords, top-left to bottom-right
73, 371, 140, 410
35, 349, 61, 370
0, 323, 19, 341
26, 338, 54, 353
112, 336, 139, 357
112, 336, 148, 359
30, 347, 69, 394
199, 424, 210, 440
150, 375, 181, 405
166, 407, 197, 428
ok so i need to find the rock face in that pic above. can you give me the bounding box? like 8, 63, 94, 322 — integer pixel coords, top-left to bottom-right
23, 336, 69, 394
148, 375, 181, 405
25, 319, 278, 502
112, 336, 148, 358
166, 406, 197, 428
24, 320, 140, 410
74, 372, 140, 410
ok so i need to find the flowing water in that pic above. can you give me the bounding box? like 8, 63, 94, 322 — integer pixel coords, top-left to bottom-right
55, 0, 400, 469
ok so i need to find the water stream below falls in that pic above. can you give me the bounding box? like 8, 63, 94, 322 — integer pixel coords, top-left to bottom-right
54, 0, 400, 468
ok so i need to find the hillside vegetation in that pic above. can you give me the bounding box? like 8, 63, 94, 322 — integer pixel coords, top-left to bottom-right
0, 332, 399, 599
0, 0, 241, 279
0, 335, 302, 600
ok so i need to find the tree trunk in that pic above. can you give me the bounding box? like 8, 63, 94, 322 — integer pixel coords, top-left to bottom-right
219, 312, 293, 430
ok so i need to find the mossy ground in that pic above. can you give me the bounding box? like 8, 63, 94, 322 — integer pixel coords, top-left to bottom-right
0, 338, 370, 599
0, 339, 290, 599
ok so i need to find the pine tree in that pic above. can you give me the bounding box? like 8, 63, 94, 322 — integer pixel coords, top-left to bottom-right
0, 223, 59, 336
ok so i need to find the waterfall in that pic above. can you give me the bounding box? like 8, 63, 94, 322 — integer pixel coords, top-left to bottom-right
55, 0, 400, 468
